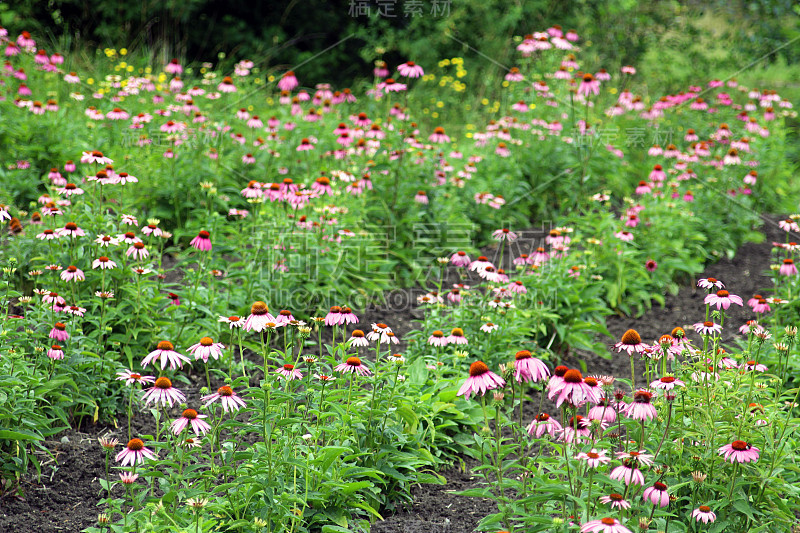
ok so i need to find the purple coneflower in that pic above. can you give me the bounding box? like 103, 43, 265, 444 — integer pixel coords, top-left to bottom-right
276, 364, 303, 380
190, 230, 212, 251
447, 327, 468, 345
694, 321, 722, 336
697, 277, 724, 290
115, 438, 156, 466
598, 493, 631, 510
642, 482, 670, 507
614, 329, 648, 355
170, 408, 211, 435
335, 356, 372, 376
692, 506, 717, 524
650, 375, 686, 390
625, 390, 657, 421
704, 289, 743, 310
718, 440, 760, 463
527, 413, 562, 438
116, 370, 155, 386
513, 350, 550, 383
141, 340, 190, 370
142, 376, 185, 407
202, 385, 247, 413
576, 448, 610, 468
450, 251, 471, 267
349, 329, 369, 347
580, 517, 632, 533
188, 337, 225, 362
457, 361, 505, 400
244, 301, 277, 332
609, 461, 645, 485
49, 322, 69, 342
47, 345, 64, 360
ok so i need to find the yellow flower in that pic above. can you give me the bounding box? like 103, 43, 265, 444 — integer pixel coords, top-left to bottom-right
118, 61, 127, 68
466, 124, 475, 130
438, 59, 451, 67
438, 80, 448, 87
266, 97, 274, 105
608, 87, 618, 94
451, 57, 463, 65
126, 65, 133, 72
200, 67, 207, 74
436, 101, 444, 108
145, 66, 152, 74
529, 103, 536, 110
268, 75, 275, 82
423, 108, 430, 114
157, 73, 167, 83
456, 69, 466, 78
432, 112, 439, 118
466, 132, 473, 138
247, 105, 254, 111
481, 98, 489, 105
502, 80, 509, 88
87, 78, 94, 85
119, 48, 127, 56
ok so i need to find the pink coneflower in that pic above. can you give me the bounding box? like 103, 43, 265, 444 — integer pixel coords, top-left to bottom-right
116, 370, 155, 386
552, 368, 590, 407
447, 327, 468, 345
92, 256, 117, 270
276, 364, 303, 380
694, 321, 722, 336
492, 228, 518, 242
244, 301, 277, 332
576, 449, 610, 468
645, 259, 658, 272
349, 329, 369, 347
705, 289, 743, 310
95, 234, 120, 247
414, 191, 429, 204
614, 230, 634, 242
188, 337, 225, 362
614, 329, 648, 355
577, 73, 600, 97
324, 306, 342, 326
165, 58, 183, 74
334, 356, 372, 376
527, 413, 562, 438
168, 293, 180, 306
599, 493, 631, 510
63, 305, 86, 317
218, 76, 237, 93
277, 71, 298, 92
126, 242, 149, 260
692, 506, 717, 524
469, 255, 494, 272
47, 344, 65, 360
397, 61, 424, 78
170, 408, 211, 435
457, 361, 505, 400
49, 322, 69, 342
580, 518, 632, 533
202, 385, 246, 412
115, 438, 156, 466
779, 218, 799, 232
60, 265, 85, 282
43, 291, 66, 306
428, 127, 450, 143
650, 376, 685, 390
274, 309, 295, 326
190, 230, 212, 251
142, 376, 186, 407
119, 472, 139, 485
513, 350, 550, 383
505, 67, 524, 81
616, 449, 655, 466
718, 440, 760, 463
428, 330, 449, 347
588, 398, 617, 423
609, 461, 645, 486
57, 183, 84, 196
625, 390, 657, 421
450, 251, 471, 267
480, 322, 499, 333
697, 277, 724, 290
339, 306, 358, 324
219, 315, 245, 329
642, 482, 670, 507
142, 340, 190, 370
57, 222, 85, 238
780, 258, 797, 276
81, 150, 113, 165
